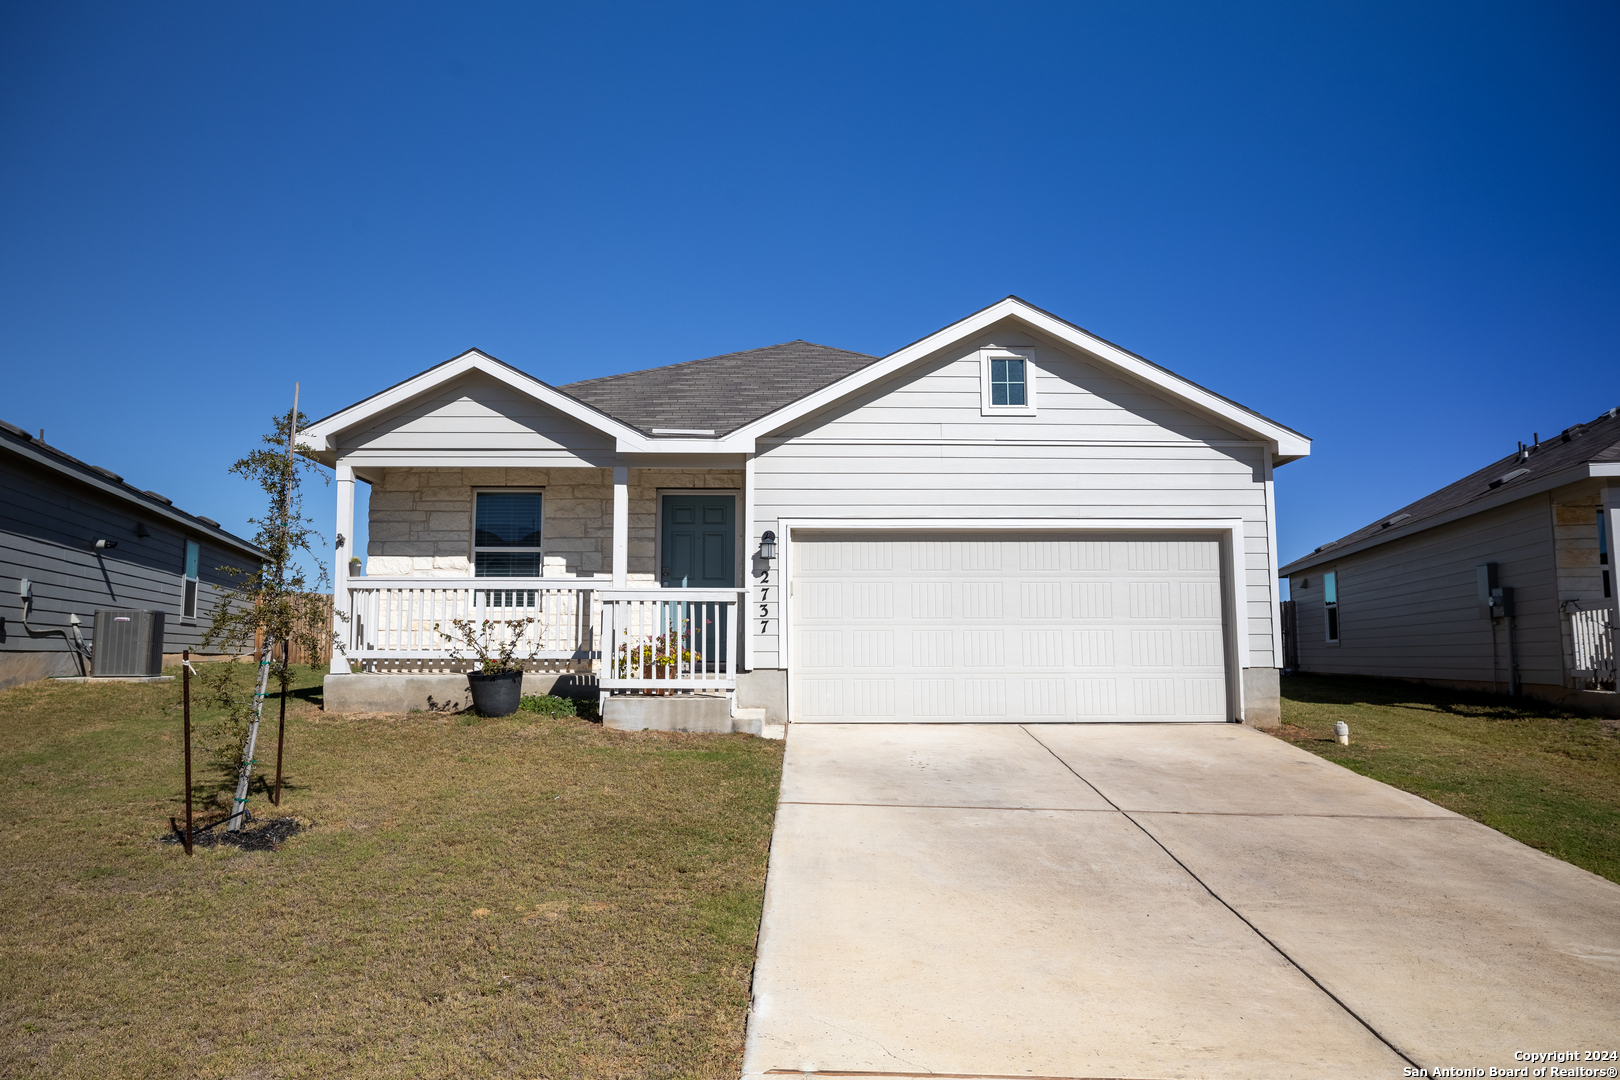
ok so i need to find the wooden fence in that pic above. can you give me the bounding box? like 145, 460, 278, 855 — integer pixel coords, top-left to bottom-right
254, 594, 334, 666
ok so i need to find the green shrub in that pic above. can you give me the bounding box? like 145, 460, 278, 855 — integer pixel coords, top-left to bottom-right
519, 694, 579, 717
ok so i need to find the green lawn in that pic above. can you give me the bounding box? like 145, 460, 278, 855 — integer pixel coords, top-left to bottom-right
1277, 673, 1620, 884
0, 667, 784, 1078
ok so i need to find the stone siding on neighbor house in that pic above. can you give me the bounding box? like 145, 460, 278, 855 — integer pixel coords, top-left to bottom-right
365, 467, 743, 581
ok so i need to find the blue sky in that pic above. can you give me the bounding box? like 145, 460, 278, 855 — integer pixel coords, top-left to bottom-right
2, 1, 1615, 585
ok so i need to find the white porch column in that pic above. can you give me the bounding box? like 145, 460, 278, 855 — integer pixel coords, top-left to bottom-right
330, 460, 355, 674
743, 452, 756, 671
612, 464, 628, 589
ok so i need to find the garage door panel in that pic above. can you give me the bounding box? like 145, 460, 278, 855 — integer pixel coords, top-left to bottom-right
792, 531, 1230, 723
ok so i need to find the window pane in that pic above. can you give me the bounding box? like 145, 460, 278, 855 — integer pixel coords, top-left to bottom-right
475, 492, 542, 548
990, 357, 1026, 407
476, 551, 541, 577
183, 579, 198, 619
1323, 571, 1337, 604
184, 540, 199, 580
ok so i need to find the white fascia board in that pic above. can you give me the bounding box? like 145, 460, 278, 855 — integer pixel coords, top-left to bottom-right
720, 298, 1311, 461
1279, 461, 1609, 576
299, 350, 645, 454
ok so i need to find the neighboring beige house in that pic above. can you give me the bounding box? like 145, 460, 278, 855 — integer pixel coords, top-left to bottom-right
1281, 408, 1620, 715
300, 297, 1310, 729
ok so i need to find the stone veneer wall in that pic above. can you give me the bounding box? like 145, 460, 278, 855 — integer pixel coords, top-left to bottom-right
365, 467, 744, 581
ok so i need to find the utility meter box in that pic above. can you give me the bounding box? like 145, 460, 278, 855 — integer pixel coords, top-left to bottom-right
92, 608, 165, 677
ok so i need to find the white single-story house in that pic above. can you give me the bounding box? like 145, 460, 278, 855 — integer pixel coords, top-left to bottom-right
300, 297, 1308, 730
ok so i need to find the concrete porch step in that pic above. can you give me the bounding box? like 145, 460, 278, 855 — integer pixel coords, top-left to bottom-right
604, 695, 782, 737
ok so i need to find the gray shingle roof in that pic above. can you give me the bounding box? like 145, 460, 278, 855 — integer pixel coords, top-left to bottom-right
560, 340, 881, 436
1282, 406, 1620, 573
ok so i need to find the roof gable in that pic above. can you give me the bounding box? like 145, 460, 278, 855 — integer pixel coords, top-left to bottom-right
731, 297, 1310, 460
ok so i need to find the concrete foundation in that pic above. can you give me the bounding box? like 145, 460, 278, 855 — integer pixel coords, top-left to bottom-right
736, 668, 787, 725
0, 650, 84, 692
603, 693, 760, 735
322, 670, 595, 714
1241, 666, 1281, 729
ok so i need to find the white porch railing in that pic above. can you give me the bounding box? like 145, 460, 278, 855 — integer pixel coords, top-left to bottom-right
345, 578, 601, 663
598, 589, 745, 692
1569, 605, 1616, 689
342, 579, 747, 693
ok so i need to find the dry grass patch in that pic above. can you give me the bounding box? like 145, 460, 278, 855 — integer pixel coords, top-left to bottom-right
0, 667, 783, 1078
1277, 673, 1620, 884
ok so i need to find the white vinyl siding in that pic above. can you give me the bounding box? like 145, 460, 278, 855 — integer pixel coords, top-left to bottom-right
748, 331, 1276, 671
344, 373, 614, 468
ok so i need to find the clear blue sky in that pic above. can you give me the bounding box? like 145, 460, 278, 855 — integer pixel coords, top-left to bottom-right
3, 1, 1615, 585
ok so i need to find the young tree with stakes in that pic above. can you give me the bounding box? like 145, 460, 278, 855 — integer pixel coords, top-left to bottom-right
200, 386, 337, 832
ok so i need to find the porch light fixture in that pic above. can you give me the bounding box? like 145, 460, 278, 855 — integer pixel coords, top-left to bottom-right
759, 530, 777, 560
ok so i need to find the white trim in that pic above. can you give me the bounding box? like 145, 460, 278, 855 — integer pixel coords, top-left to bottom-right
755, 437, 1270, 448
469, 487, 545, 578
743, 455, 757, 671
331, 462, 355, 674
653, 489, 743, 590
1263, 454, 1282, 665
978, 347, 1038, 416
726, 298, 1311, 460
777, 516, 1251, 722
611, 466, 628, 589
299, 300, 1311, 463
1323, 569, 1340, 644
299, 350, 645, 453
180, 538, 200, 623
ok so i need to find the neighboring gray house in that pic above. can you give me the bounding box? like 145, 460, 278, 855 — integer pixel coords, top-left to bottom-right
1280, 407, 1620, 714
301, 297, 1310, 728
0, 419, 265, 689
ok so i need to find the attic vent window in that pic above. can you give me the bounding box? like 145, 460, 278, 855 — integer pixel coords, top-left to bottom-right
1488, 468, 1530, 489
1381, 513, 1411, 529
978, 348, 1038, 416
650, 428, 716, 436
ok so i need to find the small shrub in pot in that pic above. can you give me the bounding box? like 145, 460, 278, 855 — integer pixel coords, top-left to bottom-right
435, 617, 535, 717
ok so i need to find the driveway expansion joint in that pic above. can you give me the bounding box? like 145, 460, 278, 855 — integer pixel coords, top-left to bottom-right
1016, 724, 1425, 1072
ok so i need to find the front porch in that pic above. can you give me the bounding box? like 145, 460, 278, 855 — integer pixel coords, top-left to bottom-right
324, 464, 763, 727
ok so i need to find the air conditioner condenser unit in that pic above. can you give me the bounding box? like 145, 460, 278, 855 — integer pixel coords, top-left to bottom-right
92, 608, 165, 677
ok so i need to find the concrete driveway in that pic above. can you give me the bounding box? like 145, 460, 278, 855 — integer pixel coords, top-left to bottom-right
742, 724, 1620, 1080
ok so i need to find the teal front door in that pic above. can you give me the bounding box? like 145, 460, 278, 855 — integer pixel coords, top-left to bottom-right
661, 495, 735, 588
661, 494, 735, 668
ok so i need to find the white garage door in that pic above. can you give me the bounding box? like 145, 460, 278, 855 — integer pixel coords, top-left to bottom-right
789, 531, 1230, 723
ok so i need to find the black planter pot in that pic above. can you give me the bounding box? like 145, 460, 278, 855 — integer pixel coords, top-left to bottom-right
466, 670, 523, 717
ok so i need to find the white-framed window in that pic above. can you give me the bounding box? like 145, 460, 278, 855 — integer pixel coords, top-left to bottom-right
978, 347, 1037, 416
471, 489, 543, 578
181, 539, 200, 621
1323, 570, 1339, 643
